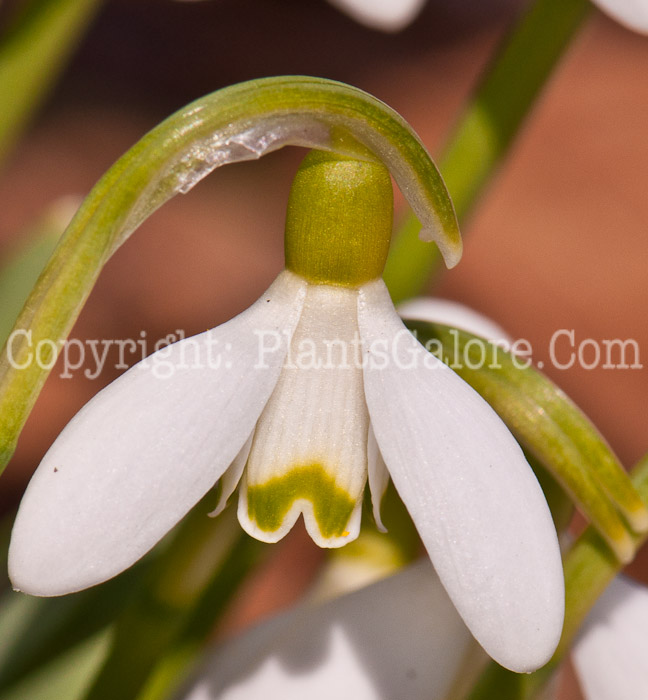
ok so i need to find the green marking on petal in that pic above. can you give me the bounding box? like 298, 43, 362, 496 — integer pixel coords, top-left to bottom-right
246, 463, 358, 540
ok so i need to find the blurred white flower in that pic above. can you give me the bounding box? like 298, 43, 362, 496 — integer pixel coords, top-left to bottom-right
324, 0, 648, 34
326, 0, 427, 32
178, 560, 475, 700
178, 557, 648, 700
593, 0, 648, 33
398, 296, 511, 343
573, 575, 648, 700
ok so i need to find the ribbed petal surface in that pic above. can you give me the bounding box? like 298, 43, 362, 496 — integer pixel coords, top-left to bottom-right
239, 284, 367, 547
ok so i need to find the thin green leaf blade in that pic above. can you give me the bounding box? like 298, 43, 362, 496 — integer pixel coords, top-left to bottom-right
0, 0, 101, 163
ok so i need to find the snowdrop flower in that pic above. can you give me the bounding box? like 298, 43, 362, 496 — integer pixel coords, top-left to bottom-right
326, 0, 427, 32
593, 0, 648, 33
325, 0, 648, 34
9, 150, 563, 672
179, 562, 648, 700
178, 559, 474, 700
572, 575, 648, 700
398, 296, 510, 343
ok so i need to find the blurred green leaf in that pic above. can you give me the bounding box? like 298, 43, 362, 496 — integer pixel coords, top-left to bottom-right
384, 0, 591, 303
0, 0, 100, 164
0, 565, 143, 691
0, 494, 264, 700
0, 631, 111, 700
0, 197, 78, 343
81, 503, 265, 700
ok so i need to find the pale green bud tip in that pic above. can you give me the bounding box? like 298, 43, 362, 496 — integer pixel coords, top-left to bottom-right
284, 150, 393, 287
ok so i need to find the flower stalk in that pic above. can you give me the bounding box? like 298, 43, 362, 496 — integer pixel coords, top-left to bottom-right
0, 76, 460, 473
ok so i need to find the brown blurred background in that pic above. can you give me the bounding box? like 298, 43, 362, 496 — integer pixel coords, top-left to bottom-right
0, 1, 646, 696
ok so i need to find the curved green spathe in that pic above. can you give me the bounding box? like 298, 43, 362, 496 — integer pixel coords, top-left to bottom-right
0, 76, 460, 471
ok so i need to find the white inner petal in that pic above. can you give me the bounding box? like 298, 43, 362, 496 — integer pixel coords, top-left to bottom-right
209, 431, 255, 518
239, 284, 368, 547
367, 424, 389, 532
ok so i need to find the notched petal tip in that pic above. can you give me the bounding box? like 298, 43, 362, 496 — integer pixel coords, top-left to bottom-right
238, 466, 364, 548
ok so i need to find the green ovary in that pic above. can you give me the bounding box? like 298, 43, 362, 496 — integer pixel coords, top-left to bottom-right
246, 463, 358, 540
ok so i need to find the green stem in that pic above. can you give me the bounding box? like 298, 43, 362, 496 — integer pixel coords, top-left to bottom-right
383, 0, 592, 303
464, 453, 648, 700
0, 0, 101, 164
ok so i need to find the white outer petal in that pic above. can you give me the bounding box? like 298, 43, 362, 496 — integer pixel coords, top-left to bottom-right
327, 0, 427, 32
593, 0, 648, 34
397, 297, 511, 344
9, 271, 306, 596
358, 279, 564, 673
573, 576, 648, 700
180, 560, 472, 700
